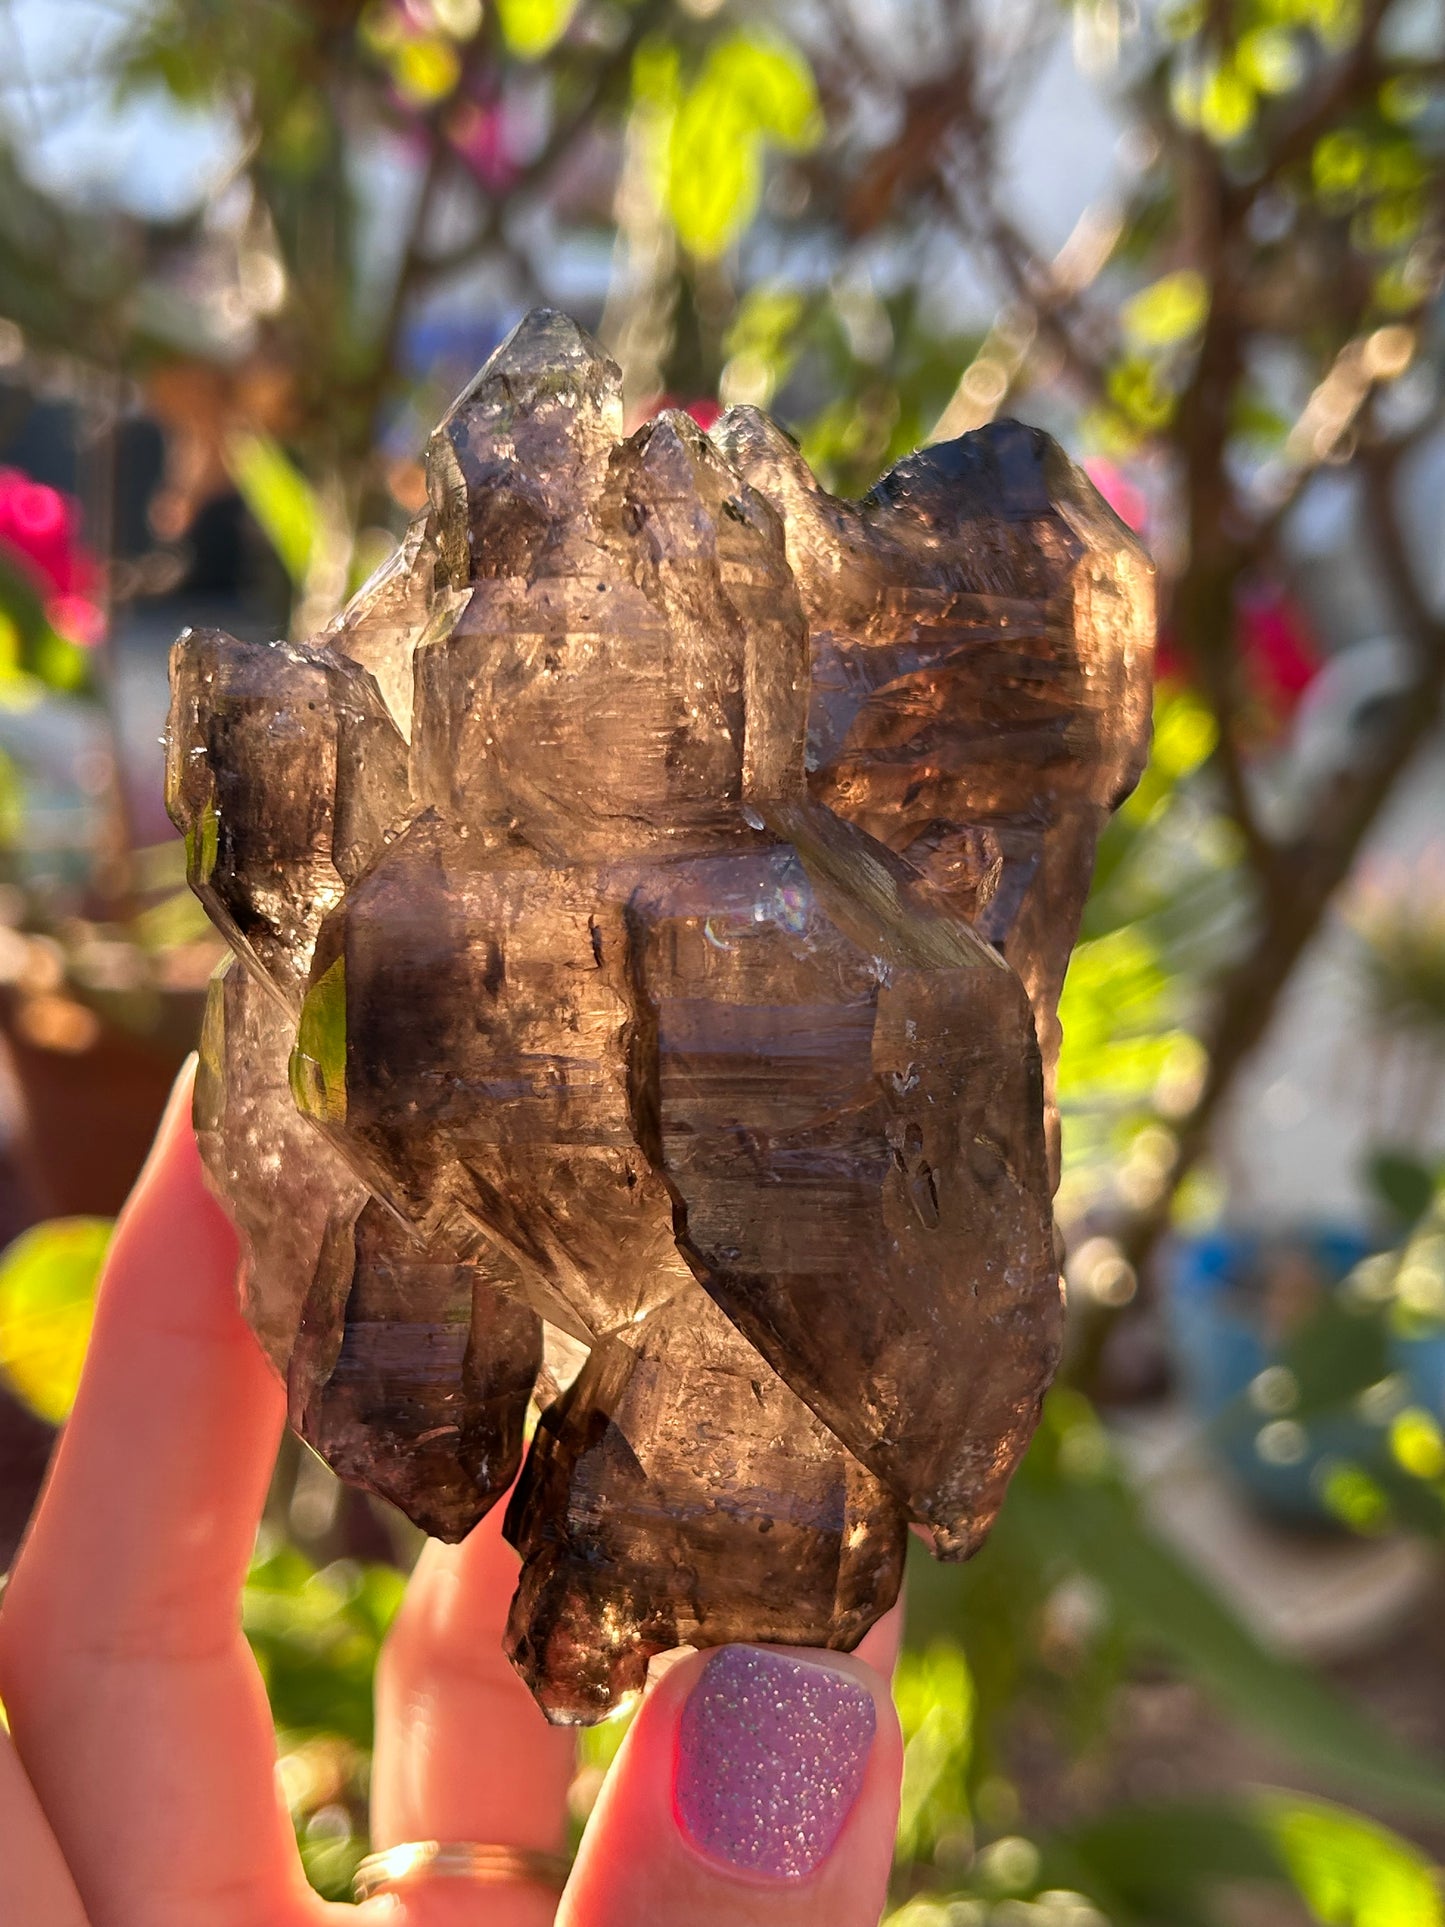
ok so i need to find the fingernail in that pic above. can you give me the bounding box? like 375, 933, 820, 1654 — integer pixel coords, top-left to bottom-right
674, 1646, 876, 1880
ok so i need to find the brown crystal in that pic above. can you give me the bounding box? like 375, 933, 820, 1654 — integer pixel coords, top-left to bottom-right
167, 629, 411, 1000
290, 1200, 541, 1543
716, 406, 1155, 1177
503, 1280, 906, 1724
193, 925, 542, 1547
324, 511, 471, 739
194, 957, 366, 1373
168, 307, 1154, 1722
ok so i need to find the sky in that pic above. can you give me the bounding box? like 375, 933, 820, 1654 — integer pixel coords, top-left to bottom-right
0, 0, 242, 220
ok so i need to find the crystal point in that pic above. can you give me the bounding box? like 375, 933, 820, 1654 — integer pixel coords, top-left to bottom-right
503, 1282, 906, 1723
169, 309, 1153, 1722
166, 628, 409, 997
721, 408, 1155, 1176
290, 1200, 541, 1543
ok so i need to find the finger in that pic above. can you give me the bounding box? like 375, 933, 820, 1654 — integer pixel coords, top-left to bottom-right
559, 1642, 902, 1927
372, 1502, 576, 1927
0, 1062, 316, 1927
0, 1723, 88, 1926
855, 1598, 904, 1678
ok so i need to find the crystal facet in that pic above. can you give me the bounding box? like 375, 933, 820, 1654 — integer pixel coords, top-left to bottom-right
289, 1199, 541, 1543
168, 308, 1154, 1722
715, 406, 1155, 1178
503, 1280, 906, 1724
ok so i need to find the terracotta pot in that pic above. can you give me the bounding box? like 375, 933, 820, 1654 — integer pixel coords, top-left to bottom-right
0, 988, 203, 1220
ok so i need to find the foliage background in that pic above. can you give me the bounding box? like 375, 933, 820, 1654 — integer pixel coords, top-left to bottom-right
4, 0, 1445, 1920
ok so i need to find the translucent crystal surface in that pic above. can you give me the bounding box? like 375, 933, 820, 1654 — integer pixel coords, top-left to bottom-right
167, 308, 1154, 1722
194, 958, 365, 1374
715, 407, 1154, 1178
289, 1200, 541, 1543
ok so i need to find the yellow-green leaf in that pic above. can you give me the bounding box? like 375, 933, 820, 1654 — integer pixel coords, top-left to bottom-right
664, 33, 821, 259
1304, 0, 1364, 53
224, 431, 317, 586
1121, 270, 1210, 350
1238, 27, 1304, 97
390, 34, 461, 105
632, 37, 682, 110
668, 87, 762, 259
0, 1217, 112, 1424
1201, 63, 1255, 140
709, 33, 821, 150
1313, 129, 1369, 198
1256, 1792, 1444, 1927
1106, 352, 1177, 430
497, 0, 579, 60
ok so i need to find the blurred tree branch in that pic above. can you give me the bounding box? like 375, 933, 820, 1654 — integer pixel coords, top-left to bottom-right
808, 0, 1445, 1376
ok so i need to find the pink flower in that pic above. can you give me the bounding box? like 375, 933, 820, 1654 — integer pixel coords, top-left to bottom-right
0, 470, 79, 594
0, 467, 105, 646
448, 99, 518, 192
633, 394, 722, 433
47, 592, 105, 648
1237, 582, 1317, 712
1084, 457, 1149, 536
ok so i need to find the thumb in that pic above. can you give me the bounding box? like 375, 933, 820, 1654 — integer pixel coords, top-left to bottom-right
558, 1640, 902, 1927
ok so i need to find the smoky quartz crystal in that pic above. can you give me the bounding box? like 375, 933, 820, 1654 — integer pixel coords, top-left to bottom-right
167, 308, 1154, 1723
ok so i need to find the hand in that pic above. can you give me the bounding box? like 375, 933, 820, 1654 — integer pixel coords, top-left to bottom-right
0, 1066, 904, 1927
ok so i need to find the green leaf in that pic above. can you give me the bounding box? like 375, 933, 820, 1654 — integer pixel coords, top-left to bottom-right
1122, 269, 1210, 349
1045, 1798, 1285, 1924
0, 743, 25, 845
668, 85, 762, 260
0, 550, 95, 699
224, 431, 317, 586
1045, 1791, 1442, 1927
496, 0, 579, 60
1256, 1792, 1443, 1927
245, 1539, 403, 1749
0, 548, 58, 649
0, 1217, 112, 1424
709, 33, 820, 149
185, 794, 220, 888
894, 1643, 975, 1862
665, 33, 821, 259
1010, 1396, 1445, 1818
1365, 1148, 1439, 1229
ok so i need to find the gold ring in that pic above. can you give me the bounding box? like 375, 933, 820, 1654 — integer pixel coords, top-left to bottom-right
352, 1839, 573, 1903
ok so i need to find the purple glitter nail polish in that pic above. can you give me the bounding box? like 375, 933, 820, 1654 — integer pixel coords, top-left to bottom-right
674, 1646, 877, 1880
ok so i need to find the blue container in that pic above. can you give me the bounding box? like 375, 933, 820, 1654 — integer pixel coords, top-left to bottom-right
1163, 1227, 1442, 1523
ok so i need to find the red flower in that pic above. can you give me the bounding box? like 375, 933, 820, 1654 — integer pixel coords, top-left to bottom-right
448, 99, 519, 193
632, 394, 722, 433
1155, 581, 1319, 727
1237, 582, 1317, 712
1084, 457, 1149, 537
0, 467, 104, 647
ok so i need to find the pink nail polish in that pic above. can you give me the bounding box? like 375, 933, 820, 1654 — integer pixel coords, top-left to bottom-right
674, 1646, 876, 1880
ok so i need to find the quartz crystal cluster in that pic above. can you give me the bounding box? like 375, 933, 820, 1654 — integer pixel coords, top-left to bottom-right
167, 309, 1154, 1723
